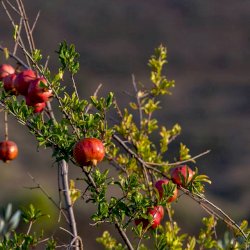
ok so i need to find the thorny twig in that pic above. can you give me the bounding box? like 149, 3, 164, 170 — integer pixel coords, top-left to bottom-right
26, 172, 69, 223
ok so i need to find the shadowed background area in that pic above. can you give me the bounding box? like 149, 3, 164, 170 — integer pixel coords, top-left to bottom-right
0, 0, 250, 248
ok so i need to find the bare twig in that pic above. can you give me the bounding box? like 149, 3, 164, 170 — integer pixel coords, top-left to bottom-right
4, 110, 8, 141
113, 97, 123, 119
115, 219, 134, 250
166, 204, 174, 230
6, 0, 20, 15
26, 172, 69, 223
31, 10, 40, 33
13, 17, 23, 55
1, 0, 31, 67
71, 74, 79, 99
145, 150, 211, 167
44, 55, 50, 71
132, 74, 143, 125
16, 0, 35, 51
179, 186, 248, 240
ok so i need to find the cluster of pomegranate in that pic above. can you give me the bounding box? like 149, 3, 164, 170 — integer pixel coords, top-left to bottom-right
136, 165, 194, 229
0, 64, 52, 113
72, 137, 195, 230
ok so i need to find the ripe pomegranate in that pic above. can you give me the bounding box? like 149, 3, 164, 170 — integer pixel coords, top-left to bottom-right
27, 77, 52, 103
73, 138, 105, 166
0, 64, 15, 80
156, 205, 164, 219
14, 69, 36, 95
3, 73, 18, 95
25, 96, 46, 113
171, 165, 195, 186
155, 179, 178, 202
135, 205, 163, 230
0, 140, 18, 163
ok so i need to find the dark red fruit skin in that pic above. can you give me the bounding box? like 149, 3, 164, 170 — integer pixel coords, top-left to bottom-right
27, 77, 52, 103
171, 165, 194, 186
73, 138, 105, 166
155, 179, 178, 202
135, 206, 163, 230
3, 73, 18, 95
25, 96, 46, 113
0, 64, 15, 80
0, 140, 18, 163
14, 69, 36, 95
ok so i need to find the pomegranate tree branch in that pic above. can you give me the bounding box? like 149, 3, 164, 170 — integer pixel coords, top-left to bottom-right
59, 160, 80, 249
113, 134, 248, 241
4, 110, 8, 141
26, 172, 69, 223
16, 0, 35, 51
115, 220, 134, 250
179, 186, 248, 241
145, 149, 211, 167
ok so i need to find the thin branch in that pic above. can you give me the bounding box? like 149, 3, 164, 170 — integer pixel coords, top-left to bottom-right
113, 97, 123, 119
6, 0, 20, 15
16, 0, 35, 51
71, 74, 79, 99
85, 83, 102, 114
115, 219, 134, 250
31, 10, 40, 33
132, 74, 143, 125
26, 172, 69, 223
179, 186, 248, 240
69, 236, 84, 250
4, 110, 8, 141
166, 204, 174, 230
1, 0, 31, 67
13, 17, 23, 55
26, 221, 33, 235
44, 55, 50, 71
145, 150, 211, 167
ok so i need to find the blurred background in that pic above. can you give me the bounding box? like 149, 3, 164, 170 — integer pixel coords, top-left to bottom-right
0, 0, 249, 248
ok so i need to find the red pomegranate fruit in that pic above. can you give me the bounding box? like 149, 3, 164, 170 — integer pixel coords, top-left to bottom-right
27, 77, 52, 103
3, 73, 18, 95
14, 69, 36, 95
155, 179, 178, 202
171, 165, 195, 186
0, 64, 15, 80
0, 140, 18, 163
73, 138, 105, 166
